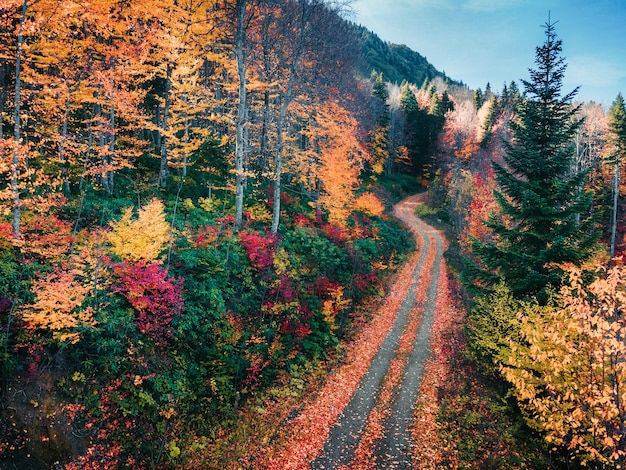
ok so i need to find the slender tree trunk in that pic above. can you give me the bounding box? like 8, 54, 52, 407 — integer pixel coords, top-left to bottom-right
574, 132, 583, 226
155, 101, 161, 152
234, 0, 248, 229
11, 0, 28, 238
158, 65, 172, 189
60, 89, 71, 194
79, 104, 95, 192
243, 103, 250, 191
94, 98, 110, 194
261, 89, 271, 171
182, 114, 189, 178
258, 10, 273, 175
610, 162, 620, 258
270, 0, 306, 234
105, 105, 115, 195
271, 95, 288, 234
0, 61, 7, 140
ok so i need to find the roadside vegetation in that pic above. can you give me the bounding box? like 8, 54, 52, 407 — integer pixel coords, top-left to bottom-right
1, 1, 625, 467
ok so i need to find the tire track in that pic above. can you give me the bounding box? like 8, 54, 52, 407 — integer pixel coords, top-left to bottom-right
374, 201, 443, 469
311, 195, 443, 469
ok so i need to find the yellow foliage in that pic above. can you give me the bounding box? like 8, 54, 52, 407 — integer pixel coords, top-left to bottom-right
168, 441, 181, 459
198, 197, 220, 214
272, 247, 290, 276
321, 300, 338, 331
353, 192, 385, 217
321, 286, 351, 331
108, 198, 171, 262
244, 202, 273, 224
370, 125, 389, 175
502, 263, 626, 466
72, 371, 86, 383
183, 198, 195, 211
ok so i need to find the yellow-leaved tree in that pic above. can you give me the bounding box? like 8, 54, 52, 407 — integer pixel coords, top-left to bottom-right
502, 262, 626, 467
108, 199, 171, 262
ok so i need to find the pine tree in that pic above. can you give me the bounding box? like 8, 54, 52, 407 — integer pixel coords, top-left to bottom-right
471, 20, 597, 300
399, 82, 418, 113
370, 71, 390, 175
484, 81, 492, 101
606, 93, 626, 257
473, 87, 484, 110
371, 70, 388, 105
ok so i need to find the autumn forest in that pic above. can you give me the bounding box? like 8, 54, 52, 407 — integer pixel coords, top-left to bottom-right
0, 0, 625, 468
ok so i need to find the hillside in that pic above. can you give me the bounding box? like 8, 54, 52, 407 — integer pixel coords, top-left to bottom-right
352, 23, 465, 87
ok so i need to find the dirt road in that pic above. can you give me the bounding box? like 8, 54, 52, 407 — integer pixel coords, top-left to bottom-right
311, 194, 444, 469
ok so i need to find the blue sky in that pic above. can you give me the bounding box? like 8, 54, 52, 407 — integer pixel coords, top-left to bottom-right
351, 0, 626, 106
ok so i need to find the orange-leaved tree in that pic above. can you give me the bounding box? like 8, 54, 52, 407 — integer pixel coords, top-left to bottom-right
143, 0, 222, 188
21, 228, 110, 344
22, 266, 95, 344
307, 101, 368, 224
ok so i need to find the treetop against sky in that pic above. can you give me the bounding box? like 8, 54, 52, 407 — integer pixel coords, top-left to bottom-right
353, 0, 626, 105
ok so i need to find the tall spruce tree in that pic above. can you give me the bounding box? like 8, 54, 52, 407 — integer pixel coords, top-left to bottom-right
370, 71, 391, 175
607, 93, 626, 257
471, 20, 597, 300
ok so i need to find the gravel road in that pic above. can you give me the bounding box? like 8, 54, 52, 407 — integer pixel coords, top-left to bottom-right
311, 194, 444, 469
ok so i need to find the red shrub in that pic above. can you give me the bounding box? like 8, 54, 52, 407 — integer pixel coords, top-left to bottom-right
112, 261, 184, 346
313, 276, 341, 298
239, 231, 277, 270
321, 223, 348, 243
293, 213, 311, 227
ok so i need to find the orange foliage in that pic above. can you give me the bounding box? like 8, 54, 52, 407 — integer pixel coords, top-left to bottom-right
22, 227, 109, 344
23, 267, 96, 343
320, 285, 350, 332
441, 100, 480, 161
308, 102, 369, 223
20, 211, 73, 263
466, 171, 498, 245
353, 192, 385, 217
455, 136, 480, 160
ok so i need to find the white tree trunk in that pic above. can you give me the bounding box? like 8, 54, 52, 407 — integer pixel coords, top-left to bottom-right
11, 0, 28, 238
234, 0, 248, 229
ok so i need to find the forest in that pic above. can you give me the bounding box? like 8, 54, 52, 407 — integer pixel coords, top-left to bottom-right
0, 0, 625, 468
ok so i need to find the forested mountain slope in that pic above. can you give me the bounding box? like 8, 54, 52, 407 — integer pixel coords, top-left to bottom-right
352, 23, 464, 88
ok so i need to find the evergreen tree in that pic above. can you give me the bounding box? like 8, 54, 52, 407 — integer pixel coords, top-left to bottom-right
370, 71, 391, 175
471, 20, 597, 300
484, 81, 492, 101
607, 93, 626, 257
499, 81, 520, 111
399, 83, 420, 173
473, 87, 484, 110
399, 82, 418, 113
480, 96, 498, 147
371, 70, 388, 105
